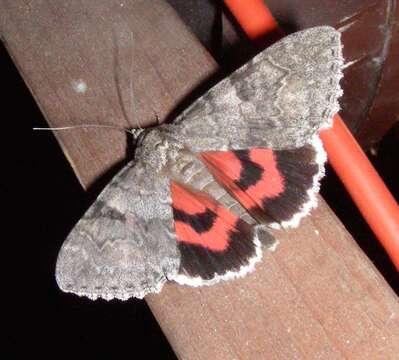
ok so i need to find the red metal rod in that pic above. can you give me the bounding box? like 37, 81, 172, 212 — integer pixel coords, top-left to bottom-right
224, 0, 399, 270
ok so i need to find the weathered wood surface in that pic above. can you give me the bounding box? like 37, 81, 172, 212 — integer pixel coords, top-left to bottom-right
2, 1, 399, 358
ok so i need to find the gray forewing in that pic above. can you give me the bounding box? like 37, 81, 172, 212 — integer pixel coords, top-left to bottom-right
56, 142, 180, 301
170, 26, 343, 152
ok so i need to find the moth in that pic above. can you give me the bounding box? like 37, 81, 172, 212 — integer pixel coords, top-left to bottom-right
56, 26, 343, 300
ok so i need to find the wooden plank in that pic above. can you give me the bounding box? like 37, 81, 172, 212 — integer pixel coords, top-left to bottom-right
2, 1, 398, 358
150, 203, 399, 359
1, 0, 215, 188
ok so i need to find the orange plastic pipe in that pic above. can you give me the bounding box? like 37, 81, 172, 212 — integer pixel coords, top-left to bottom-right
224, 0, 279, 39
321, 115, 399, 268
224, 0, 399, 270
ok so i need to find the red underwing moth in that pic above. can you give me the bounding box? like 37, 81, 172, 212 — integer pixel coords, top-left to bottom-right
56, 26, 343, 300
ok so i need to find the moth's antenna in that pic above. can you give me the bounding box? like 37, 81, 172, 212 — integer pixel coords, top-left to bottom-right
36, 28, 145, 139
128, 29, 141, 130
113, 26, 142, 131
33, 124, 141, 138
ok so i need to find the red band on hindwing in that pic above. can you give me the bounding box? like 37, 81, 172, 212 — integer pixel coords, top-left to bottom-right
200, 149, 285, 211
247, 149, 284, 198
171, 181, 239, 252
200, 144, 321, 227
170, 181, 261, 283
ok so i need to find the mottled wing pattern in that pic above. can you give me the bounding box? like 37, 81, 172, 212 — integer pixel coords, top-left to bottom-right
165, 150, 274, 287
56, 154, 180, 301
166, 26, 343, 230
56, 26, 344, 300
169, 26, 343, 152
56, 130, 269, 299
200, 136, 326, 229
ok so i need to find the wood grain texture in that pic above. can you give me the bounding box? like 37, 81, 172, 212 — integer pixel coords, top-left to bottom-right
150, 203, 399, 359
2, 1, 398, 359
1, 0, 215, 188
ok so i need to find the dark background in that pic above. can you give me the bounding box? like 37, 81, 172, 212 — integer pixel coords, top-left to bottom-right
4, 1, 398, 358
